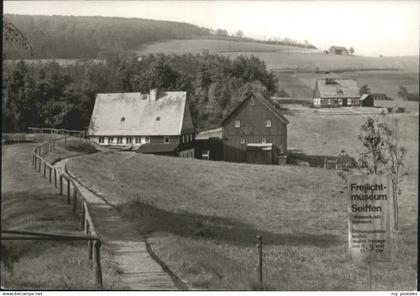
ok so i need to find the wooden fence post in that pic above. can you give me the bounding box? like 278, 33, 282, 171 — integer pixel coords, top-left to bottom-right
86, 223, 93, 262
94, 240, 104, 289
43, 162, 47, 177
49, 166, 52, 183
80, 203, 85, 229
54, 168, 57, 188
38, 158, 42, 172
72, 187, 77, 214
67, 179, 71, 204
257, 235, 263, 290
60, 175, 63, 195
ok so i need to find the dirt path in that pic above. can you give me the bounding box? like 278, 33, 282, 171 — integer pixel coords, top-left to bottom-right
54, 157, 180, 290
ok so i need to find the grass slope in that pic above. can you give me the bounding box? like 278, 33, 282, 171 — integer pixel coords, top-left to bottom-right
67, 151, 417, 290
285, 111, 418, 175
1, 142, 119, 289
137, 39, 419, 72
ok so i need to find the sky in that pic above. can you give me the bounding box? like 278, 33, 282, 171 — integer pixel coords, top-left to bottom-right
4, 1, 420, 56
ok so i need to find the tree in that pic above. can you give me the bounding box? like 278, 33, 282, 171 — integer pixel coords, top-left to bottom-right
397, 86, 409, 100
357, 117, 387, 175
357, 116, 408, 232
3, 18, 33, 56
235, 30, 244, 38
349, 47, 355, 55
378, 117, 408, 232
215, 29, 228, 36
359, 84, 370, 95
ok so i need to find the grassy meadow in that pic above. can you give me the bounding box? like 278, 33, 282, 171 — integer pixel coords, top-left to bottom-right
1, 143, 120, 289
285, 111, 418, 175
136, 38, 419, 72
66, 149, 417, 290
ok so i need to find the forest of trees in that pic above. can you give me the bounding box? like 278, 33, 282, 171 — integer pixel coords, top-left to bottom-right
4, 14, 211, 59
4, 14, 317, 59
3, 53, 278, 132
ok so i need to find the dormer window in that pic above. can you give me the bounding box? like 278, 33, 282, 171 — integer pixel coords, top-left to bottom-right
156, 116, 161, 121
121, 117, 125, 122
250, 98, 255, 105
337, 89, 343, 94
234, 120, 240, 128
265, 120, 272, 128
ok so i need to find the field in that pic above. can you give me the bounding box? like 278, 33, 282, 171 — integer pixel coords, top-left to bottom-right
136, 38, 419, 72
66, 147, 417, 290
285, 111, 418, 174
1, 143, 120, 289
274, 71, 419, 100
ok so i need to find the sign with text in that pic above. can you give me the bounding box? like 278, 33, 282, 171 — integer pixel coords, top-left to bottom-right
348, 175, 391, 263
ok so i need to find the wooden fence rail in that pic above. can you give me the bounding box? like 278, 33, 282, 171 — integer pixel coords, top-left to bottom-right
28, 127, 86, 138
31, 135, 102, 288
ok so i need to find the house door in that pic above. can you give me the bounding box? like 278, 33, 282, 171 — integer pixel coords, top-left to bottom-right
343, 99, 348, 106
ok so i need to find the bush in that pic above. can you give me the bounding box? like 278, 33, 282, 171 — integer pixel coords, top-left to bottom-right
66, 141, 98, 154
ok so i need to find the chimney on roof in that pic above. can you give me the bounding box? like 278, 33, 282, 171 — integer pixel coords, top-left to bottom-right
149, 88, 159, 102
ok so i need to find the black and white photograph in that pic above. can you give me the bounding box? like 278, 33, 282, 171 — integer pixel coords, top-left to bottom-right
1, 0, 419, 292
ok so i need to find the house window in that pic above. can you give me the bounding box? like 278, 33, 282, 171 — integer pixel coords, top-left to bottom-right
117, 137, 123, 144
240, 138, 245, 145
348, 98, 352, 105
265, 120, 272, 127
164, 136, 170, 144
338, 99, 343, 106
108, 137, 114, 144
266, 137, 271, 143
189, 134, 193, 142
250, 98, 255, 105
262, 138, 267, 144
328, 99, 332, 105
135, 137, 140, 144
146, 137, 150, 143
127, 137, 132, 144
182, 135, 185, 143
234, 120, 240, 128
99, 137, 104, 144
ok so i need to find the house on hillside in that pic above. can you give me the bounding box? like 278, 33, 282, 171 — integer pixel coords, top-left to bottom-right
360, 94, 374, 107
88, 89, 196, 158
328, 46, 349, 55
406, 93, 419, 101
222, 87, 289, 165
371, 93, 391, 101
313, 78, 361, 107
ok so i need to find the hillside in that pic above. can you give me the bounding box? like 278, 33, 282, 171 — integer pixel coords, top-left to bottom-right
277, 71, 419, 99
4, 14, 210, 59
66, 149, 417, 290
137, 39, 419, 72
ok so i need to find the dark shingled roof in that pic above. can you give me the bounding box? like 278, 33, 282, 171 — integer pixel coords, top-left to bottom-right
137, 143, 179, 154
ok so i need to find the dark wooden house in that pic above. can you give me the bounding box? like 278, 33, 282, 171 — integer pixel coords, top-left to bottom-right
221, 88, 289, 164
88, 89, 196, 157
360, 94, 374, 107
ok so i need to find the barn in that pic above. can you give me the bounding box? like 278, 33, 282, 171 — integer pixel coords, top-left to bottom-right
221, 85, 288, 165
88, 89, 196, 158
313, 78, 360, 108
328, 46, 349, 55
360, 94, 374, 107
